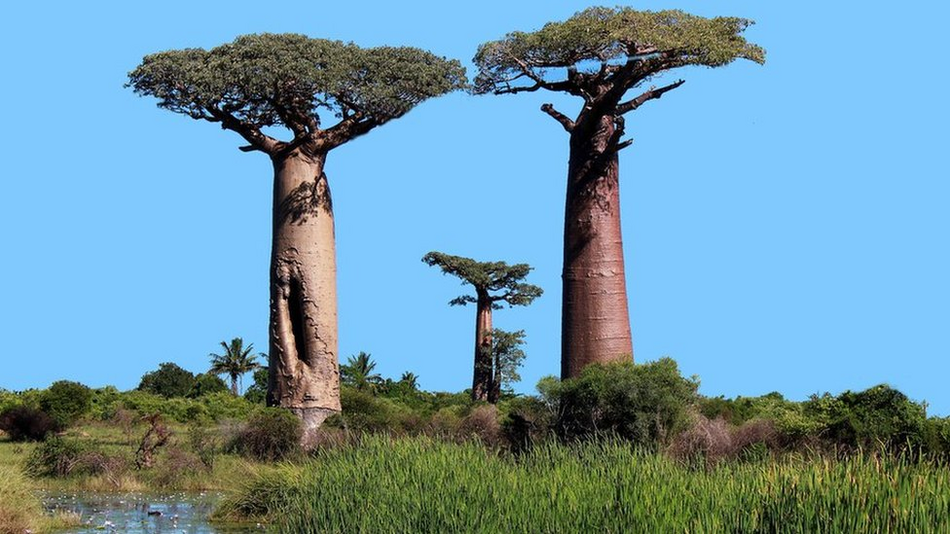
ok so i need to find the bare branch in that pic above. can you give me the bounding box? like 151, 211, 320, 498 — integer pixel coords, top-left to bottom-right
540, 103, 575, 132
617, 79, 685, 115
615, 139, 634, 151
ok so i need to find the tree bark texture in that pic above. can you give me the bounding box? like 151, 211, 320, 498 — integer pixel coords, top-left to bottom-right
472, 291, 493, 402
561, 114, 634, 379
266, 150, 341, 438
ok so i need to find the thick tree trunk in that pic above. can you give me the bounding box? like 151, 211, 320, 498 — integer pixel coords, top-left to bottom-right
265, 150, 341, 440
561, 114, 634, 379
472, 291, 493, 402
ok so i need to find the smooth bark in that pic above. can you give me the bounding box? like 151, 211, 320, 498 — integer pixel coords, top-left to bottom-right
561, 114, 634, 379
266, 149, 341, 437
472, 291, 493, 402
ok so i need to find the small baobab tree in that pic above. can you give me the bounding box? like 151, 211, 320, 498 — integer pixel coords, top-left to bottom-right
128, 34, 466, 435
423, 252, 541, 402
490, 328, 527, 402
209, 337, 263, 396
473, 7, 764, 378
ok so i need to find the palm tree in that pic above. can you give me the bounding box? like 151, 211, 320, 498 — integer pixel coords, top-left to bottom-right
341, 352, 381, 392
209, 337, 263, 396
400, 372, 419, 391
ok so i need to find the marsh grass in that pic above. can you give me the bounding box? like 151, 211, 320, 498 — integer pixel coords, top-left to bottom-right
0, 465, 81, 534
217, 436, 950, 532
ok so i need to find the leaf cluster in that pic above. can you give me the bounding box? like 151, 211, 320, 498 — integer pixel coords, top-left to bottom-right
474, 6, 764, 95
128, 33, 466, 146
422, 251, 542, 308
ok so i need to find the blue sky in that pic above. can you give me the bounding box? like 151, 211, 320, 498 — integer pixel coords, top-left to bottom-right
1, 1, 947, 414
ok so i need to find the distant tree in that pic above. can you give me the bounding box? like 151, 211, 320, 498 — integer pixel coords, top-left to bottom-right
399, 372, 420, 391
491, 329, 527, 402
340, 352, 382, 392
39, 381, 93, 427
188, 372, 229, 398
244, 368, 270, 404
138, 363, 196, 398
128, 34, 466, 434
209, 338, 263, 396
423, 252, 542, 402
474, 7, 764, 378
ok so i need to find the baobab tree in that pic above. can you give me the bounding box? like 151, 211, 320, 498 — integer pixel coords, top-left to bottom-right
474, 8, 764, 378
129, 34, 465, 435
423, 252, 541, 402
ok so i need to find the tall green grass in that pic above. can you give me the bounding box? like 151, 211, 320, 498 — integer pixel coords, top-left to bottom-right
217, 436, 950, 533
0, 465, 80, 534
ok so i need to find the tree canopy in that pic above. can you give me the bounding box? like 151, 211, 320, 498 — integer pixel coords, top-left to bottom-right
474, 7, 763, 140
474, 7, 763, 97
422, 252, 542, 308
128, 33, 467, 155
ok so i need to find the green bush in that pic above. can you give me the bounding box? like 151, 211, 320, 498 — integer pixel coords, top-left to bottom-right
236, 408, 302, 462
138, 362, 196, 398
39, 380, 93, 427
331, 387, 418, 433
189, 373, 229, 398
541, 359, 698, 446
806, 385, 926, 451
0, 406, 59, 442
243, 368, 269, 404
25, 437, 89, 477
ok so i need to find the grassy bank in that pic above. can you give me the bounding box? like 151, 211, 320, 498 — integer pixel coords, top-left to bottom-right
217, 436, 950, 532
0, 465, 81, 534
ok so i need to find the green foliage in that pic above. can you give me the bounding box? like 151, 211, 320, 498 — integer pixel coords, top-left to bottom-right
805, 385, 926, 450
340, 352, 382, 392
542, 359, 698, 445
25, 437, 92, 478
128, 33, 466, 141
492, 329, 527, 391
189, 372, 229, 398
243, 368, 269, 404
422, 252, 542, 308
332, 387, 416, 433
0, 406, 59, 442
474, 6, 764, 94
138, 362, 196, 398
39, 380, 93, 427
217, 436, 950, 532
236, 408, 302, 462
209, 337, 263, 395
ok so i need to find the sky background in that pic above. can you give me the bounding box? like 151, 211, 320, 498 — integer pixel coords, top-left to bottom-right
1, 1, 947, 414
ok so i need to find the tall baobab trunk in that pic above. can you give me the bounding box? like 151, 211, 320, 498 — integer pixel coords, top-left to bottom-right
472, 290, 493, 401
266, 149, 341, 439
561, 114, 634, 379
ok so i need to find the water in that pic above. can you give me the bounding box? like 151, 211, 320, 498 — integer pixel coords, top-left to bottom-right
41, 491, 259, 533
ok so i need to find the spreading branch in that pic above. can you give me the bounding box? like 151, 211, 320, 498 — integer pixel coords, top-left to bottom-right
207, 107, 280, 154
540, 104, 575, 132
617, 79, 685, 115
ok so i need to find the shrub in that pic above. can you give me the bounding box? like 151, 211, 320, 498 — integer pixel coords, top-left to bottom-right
455, 405, 503, 447
243, 368, 269, 404
138, 362, 196, 398
333, 387, 415, 433
188, 423, 220, 469
806, 385, 926, 451
26, 437, 87, 477
0, 406, 59, 442
541, 358, 698, 446
39, 380, 93, 427
189, 373, 229, 398
236, 408, 302, 461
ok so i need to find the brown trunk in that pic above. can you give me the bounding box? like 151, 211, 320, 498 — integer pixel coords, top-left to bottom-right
472, 291, 493, 402
561, 114, 634, 379
266, 149, 341, 440
230, 376, 239, 397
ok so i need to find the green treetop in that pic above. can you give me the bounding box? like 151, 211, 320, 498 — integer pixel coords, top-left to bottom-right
128, 33, 467, 156
422, 252, 543, 308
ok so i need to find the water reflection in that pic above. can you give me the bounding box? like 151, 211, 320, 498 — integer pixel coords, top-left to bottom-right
41, 492, 257, 533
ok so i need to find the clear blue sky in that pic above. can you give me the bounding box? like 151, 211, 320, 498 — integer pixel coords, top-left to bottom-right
1, 1, 947, 414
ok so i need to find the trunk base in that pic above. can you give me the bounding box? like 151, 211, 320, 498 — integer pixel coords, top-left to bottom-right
290, 407, 338, 447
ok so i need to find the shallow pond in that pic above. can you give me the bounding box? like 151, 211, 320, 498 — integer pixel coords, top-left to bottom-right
41, 491, 258, 533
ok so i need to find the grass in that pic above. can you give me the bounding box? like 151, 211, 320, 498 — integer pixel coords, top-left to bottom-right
216, 436, 950, 533
0, 465, 81, 534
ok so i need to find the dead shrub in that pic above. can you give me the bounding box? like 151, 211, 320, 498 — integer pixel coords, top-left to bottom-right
667, 415, 733, 467
456, 405, 503, 447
